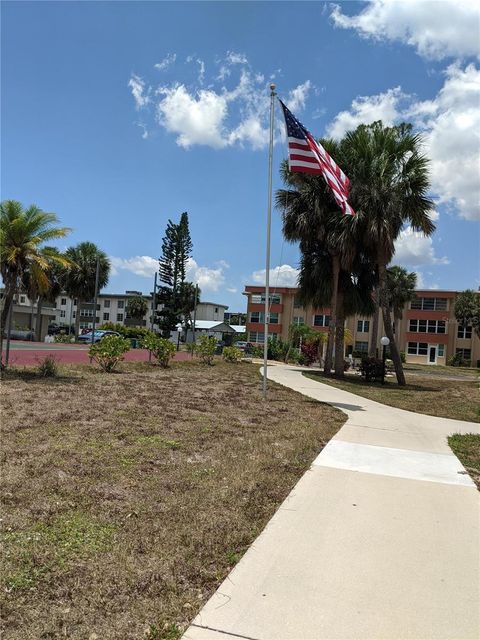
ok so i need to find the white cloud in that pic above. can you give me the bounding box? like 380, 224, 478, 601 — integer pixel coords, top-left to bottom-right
330, 0, 480, 60
128, 74, 150, 110
392, 227, 449, 267
285, 80, 312, 112
154, 53, 177, 71
326, 64, 480, 220
326, 87, 405, 139
110, 255, 158, 278
130, 59, 312, 150
187, 258, 227, 292
251, 264, 300, 287
156, 84, 229, 148
227, 287, 238, 294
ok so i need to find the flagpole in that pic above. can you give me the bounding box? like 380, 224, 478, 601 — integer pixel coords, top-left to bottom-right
263, 83, 276, 399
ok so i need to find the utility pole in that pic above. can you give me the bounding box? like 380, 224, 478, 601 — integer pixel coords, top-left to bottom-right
191, 283, 199, 357
91, 255, 100, 345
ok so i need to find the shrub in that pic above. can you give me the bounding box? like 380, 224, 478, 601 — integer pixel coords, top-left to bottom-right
223, 346, 242, 363
197, 335, 217, 365
185, 342, 196, 356
250, 346, 264, 358
37, 355, 58, 377
99, 322, 152, 340
89, 335, 131, 372
300, 343, 317, 365
448, 352, 471, 367
54, 334, 72, 343
400, 350, 406, 363
359, 356, 385, 382
142, 334, 176, 367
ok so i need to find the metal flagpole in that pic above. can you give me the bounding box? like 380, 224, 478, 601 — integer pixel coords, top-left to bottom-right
191, 283, 198, 357
263, 83, 276, 399
91, 255, 100, 346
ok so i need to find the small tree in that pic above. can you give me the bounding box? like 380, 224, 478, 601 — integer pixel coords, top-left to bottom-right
223, 346, 242, 363
197, 335, 217, 365
126, 295, 148, 323
89, 335, 130, 372
142, 334, 176, 367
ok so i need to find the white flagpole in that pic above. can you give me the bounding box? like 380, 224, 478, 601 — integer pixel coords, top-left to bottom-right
263, 83, 276, 399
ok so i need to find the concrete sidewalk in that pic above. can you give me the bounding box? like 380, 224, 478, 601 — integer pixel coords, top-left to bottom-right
183, 365, 480, 640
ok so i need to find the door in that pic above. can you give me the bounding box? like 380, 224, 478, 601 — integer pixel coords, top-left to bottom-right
428, 345, 437, 364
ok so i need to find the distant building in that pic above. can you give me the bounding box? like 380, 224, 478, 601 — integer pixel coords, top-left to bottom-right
243, 285, 480, 367
194, 302, 228, 322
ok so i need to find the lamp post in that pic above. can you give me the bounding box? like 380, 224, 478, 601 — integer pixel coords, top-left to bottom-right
380, 336, 390, 385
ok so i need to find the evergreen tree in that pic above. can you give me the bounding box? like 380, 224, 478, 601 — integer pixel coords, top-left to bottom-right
157, 212, 196, 338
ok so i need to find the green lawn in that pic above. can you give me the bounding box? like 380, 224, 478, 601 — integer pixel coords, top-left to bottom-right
448, 433, 480, 489
304, 371, 479, 422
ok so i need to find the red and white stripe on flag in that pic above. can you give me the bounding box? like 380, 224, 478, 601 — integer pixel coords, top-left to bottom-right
281, 100, 355, 216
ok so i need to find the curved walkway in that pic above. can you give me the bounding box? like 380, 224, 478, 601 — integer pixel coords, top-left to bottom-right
184, 365, 480, 640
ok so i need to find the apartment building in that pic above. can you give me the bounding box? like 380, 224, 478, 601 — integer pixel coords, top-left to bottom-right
244, 286, 480, 367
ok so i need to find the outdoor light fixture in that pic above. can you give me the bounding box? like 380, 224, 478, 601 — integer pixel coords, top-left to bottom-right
380, 336, 390, 384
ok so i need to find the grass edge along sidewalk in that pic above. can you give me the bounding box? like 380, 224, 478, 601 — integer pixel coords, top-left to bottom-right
448, 433, 480, 490
1, 360, 345, 640
303, 370, 479, 424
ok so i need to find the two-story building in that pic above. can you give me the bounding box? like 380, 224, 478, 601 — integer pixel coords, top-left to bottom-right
243, 286, 480, 367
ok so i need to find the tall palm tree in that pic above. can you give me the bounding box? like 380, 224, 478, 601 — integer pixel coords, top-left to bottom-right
0, 200, 70, 358
386, 266, 417, 331
343, 122, 435, 385
63, 242, 110, 337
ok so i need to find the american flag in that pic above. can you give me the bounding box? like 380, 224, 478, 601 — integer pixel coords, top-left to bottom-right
279, 100, 355, 216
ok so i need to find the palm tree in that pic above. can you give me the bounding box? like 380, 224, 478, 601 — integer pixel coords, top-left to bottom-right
386, 266, 417, 332
63, 242, 110, 337
0, 200, 70, 358
343, 122, 435, 385
21, 247, 71, 340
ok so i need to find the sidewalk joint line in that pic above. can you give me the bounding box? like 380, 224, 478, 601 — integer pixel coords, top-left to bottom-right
190, 623, 262, 640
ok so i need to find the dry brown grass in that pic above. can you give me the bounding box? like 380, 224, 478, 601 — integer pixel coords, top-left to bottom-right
0, 360, 344, 639
304, 371, 479, 423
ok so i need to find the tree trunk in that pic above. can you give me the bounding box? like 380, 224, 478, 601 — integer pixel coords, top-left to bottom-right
369, 287, 380, 357
324, 254, 340, 375
334, 290, 346, 377
378, 262, 406, 386
0, 288, 15, 364
35, 297, 44, 341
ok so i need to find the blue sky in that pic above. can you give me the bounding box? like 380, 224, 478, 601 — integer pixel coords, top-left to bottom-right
2, 1, 479, 311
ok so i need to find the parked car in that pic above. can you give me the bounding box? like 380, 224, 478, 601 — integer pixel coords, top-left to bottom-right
77, 330, 120, 344
235, 341, 253, 353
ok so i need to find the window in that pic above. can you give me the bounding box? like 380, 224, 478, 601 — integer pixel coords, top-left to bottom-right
73, 299, 77, 306
354, 341, 368, 353
103, 299, 110, 308
215, 307, 218, 313
269, 312, 279, 324
60, 310, 66, 318
410, 297, 447, 311
20, 295, 26, 304
313, 314, 330, 327
409, 319, 446, 333
117, 313, 124, 322
249, 331, 265, 343
293, 316, 305, 325
250, 311, 278, 324
438, 344, 445, 357
61, 297, 67, 306
103, 313, 110, 321
407, 342, 428, 355
456, 348, 471, 360
80, 309, 95, 317
357, 320, 370, 333
73, 311, 76, 319
251, 293, 281, 305
294, 295, 302, 309
458, 325, 472, 339
117, 300, 125, 309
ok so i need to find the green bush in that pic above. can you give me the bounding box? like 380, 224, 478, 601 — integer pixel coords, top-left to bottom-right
400, 351, 406, 363
197, 335, 217, 365
54, 334, 72, 343
223, 346, 242, 363
99, 322, 152, 340
448, 352, 471, 367
142, 334, 176, 367
360, 356, 385, 382
185, 342, 196, 356
250, 346, 264, 358
37, 355, 58, 377
89, 335, 131, 372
